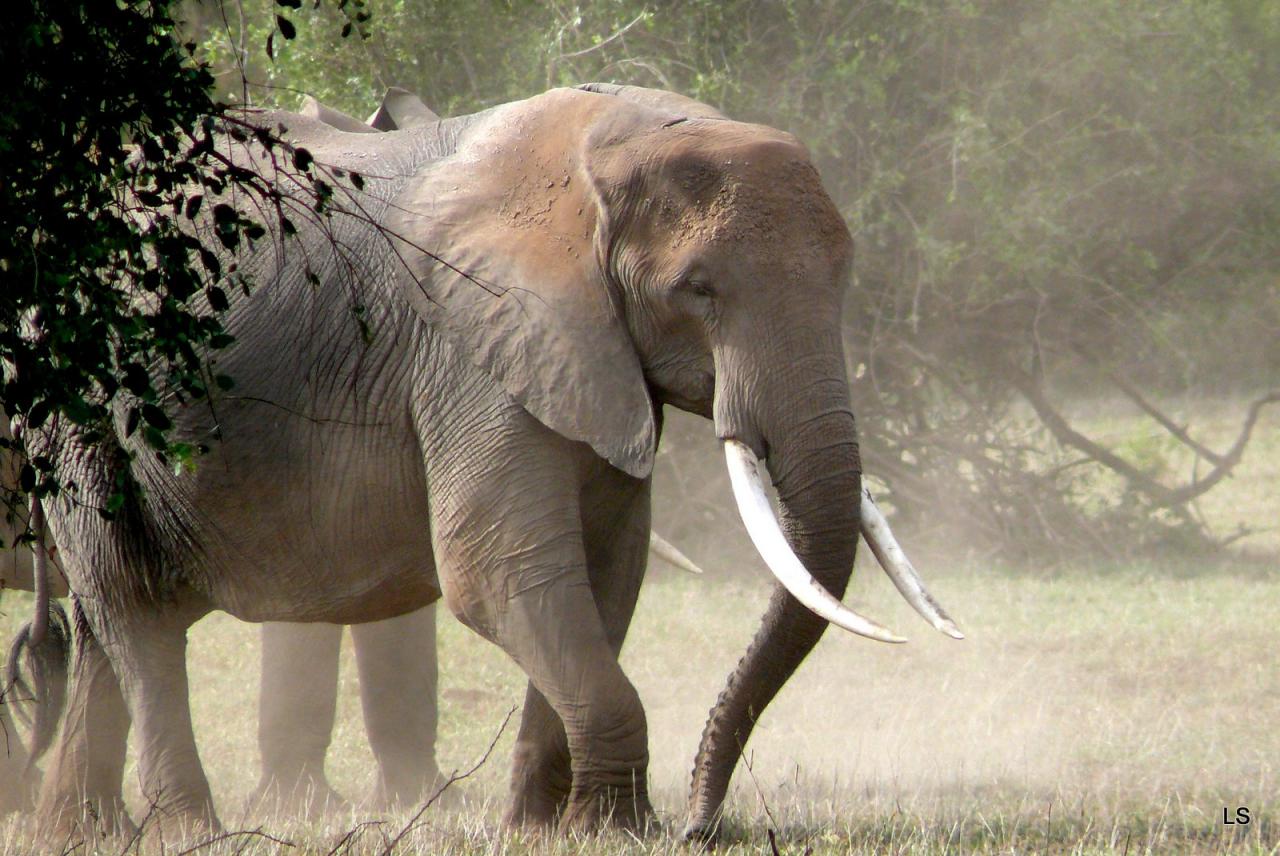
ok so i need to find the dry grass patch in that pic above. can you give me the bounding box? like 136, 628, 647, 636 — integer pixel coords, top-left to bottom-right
0, 400, 1277, 853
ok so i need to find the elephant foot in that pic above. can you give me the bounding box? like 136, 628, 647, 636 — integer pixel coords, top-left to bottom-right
135, 807, 222, 849
372, 764, 462, 811
36, 794, 135, 848
502, 788, 564, 831
250, 769, 348, 819
558, 784, 655, 835
681, 819, 722, 848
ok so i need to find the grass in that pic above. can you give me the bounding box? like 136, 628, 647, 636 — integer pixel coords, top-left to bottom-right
0, 400, 1277, 853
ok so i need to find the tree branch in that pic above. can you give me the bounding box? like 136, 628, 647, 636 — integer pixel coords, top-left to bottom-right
1010, 363, 1279, 511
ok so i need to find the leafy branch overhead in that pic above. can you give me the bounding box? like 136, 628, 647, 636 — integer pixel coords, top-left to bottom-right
0, 1, 364, 529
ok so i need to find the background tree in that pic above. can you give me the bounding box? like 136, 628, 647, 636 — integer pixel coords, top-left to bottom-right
189, 0, 1279, 562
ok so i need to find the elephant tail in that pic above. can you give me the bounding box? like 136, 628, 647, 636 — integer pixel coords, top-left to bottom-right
4, 598, 70, 767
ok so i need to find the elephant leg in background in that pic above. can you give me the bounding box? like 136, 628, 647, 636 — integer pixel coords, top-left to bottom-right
505, 468, 652, 829
350, 605, 443, 807
33, 598, 131, 836
254, 621, 345, 814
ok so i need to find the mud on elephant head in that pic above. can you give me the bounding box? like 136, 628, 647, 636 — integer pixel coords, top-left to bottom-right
10, 82, 960, 840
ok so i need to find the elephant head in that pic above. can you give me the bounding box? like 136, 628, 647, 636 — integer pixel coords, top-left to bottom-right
383, 85, 960, 834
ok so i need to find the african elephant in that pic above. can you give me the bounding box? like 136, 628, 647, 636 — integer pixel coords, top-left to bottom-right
16, 81, 959, 838
253, 92, 708, 818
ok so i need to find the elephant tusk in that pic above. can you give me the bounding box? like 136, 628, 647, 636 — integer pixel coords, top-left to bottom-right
649, 531, 704, 574
860, 489, 965, 640
723, 439, 906, 644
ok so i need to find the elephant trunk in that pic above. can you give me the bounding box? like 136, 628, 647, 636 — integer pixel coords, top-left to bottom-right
687, 366, 864, 839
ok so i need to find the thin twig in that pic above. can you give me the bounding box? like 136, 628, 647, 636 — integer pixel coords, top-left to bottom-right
378, 707, 515, 855
324, 820, 386, 856
1074, 347, 1225, 466
174, 828, 295, 855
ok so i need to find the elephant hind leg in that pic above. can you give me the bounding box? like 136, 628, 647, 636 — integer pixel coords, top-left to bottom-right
85, 598, 217, 840
36, 598, 131, 840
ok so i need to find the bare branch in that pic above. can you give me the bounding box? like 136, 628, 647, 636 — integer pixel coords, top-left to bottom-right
378, 707, 515, 855
1011, 364, 1280, 510
1075, 348, 1226, 466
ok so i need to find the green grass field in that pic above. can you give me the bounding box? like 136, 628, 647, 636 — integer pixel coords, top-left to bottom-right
1, 400, 1277, 853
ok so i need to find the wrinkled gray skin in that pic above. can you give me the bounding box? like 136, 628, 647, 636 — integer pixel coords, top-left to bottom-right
251, 90, 447, 816
25, 82, 863, 839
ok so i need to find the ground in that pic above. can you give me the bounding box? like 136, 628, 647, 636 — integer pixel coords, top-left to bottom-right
0, 399, 1276, 854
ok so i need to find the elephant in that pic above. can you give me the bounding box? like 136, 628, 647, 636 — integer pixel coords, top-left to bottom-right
13, 80, 960, 839
253, 90, 709, 819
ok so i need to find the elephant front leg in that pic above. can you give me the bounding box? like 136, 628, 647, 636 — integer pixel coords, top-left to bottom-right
505, 683, 571, 827
504, 470, 652, 830
494, 572, 652, 833
429, 478, 652, 831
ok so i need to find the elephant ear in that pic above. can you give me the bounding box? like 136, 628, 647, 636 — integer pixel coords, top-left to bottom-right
298, 95, 378, 134
368, 86, 440, 131
385, 90, 662, 478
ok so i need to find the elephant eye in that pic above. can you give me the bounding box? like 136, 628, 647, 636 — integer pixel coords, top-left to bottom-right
682, 279, 716, 299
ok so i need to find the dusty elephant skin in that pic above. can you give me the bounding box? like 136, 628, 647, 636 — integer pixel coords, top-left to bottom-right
13, 83, 934, 841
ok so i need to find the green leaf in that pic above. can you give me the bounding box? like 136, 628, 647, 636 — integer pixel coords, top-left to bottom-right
122, 363, 151, 397
124, 407, 141, 438
212, 203, 237, 224
141, 403, 172, 431
207, 286, 229, 311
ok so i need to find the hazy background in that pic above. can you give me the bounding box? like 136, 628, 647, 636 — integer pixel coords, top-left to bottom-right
184, 0, 1280, 563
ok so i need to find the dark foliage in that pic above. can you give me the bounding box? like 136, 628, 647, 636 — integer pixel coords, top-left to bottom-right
0, 1, 359, 535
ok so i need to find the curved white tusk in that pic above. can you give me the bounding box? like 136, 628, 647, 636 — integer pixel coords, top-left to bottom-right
860, 488, 964, 639
649, 531, 704, 574
723, 439, 906, 643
